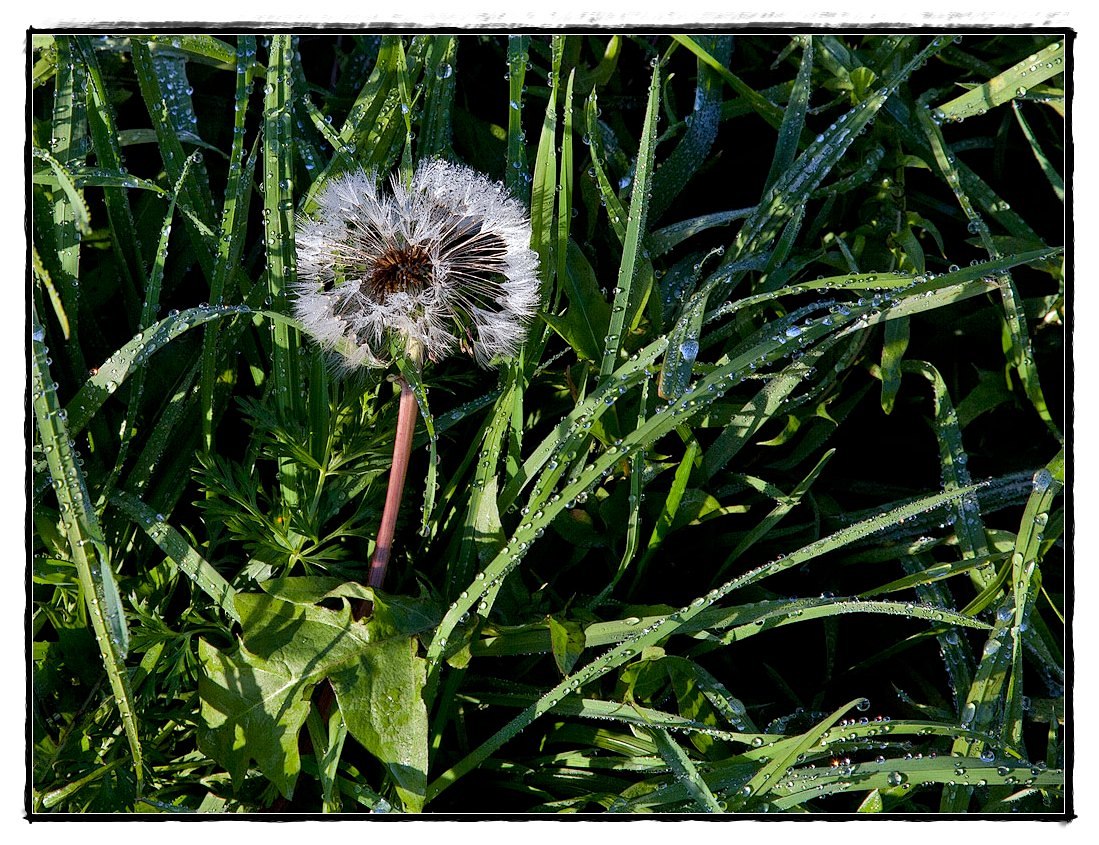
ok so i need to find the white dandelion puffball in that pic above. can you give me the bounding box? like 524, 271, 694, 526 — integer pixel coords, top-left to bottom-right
293, 159, 540, 371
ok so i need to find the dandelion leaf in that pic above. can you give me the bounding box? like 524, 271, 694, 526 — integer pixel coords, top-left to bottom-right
198, 579, 433, 808
330, 638, 430, 813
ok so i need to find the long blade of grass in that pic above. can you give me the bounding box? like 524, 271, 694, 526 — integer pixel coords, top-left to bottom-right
598, 63, 659, 383
651, 728, 723, 812
934, 39, 1064, 123
505, 36, 530, 196
130, 40, 217, 284
263, 35, 303, 508
201, 35, 258, 450
763, 36, 813, 193
75, 35, 145, 321
32, 307, 143, 792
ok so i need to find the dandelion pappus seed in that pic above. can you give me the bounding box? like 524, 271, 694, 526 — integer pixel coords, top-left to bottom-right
293, 158, 540, 372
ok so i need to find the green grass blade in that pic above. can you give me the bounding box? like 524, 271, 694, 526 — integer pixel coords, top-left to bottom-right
263, 35, 303, 508
505, 35, 531, 196
418, 36, 457, 160
763, 36, 813, 193
585, 91, 628, 243
65, 305, 254, 437
650, 36, 728, 220
130, 40, 217, 284
1013, 101, 1064, 203
934, 39, 1064, 123
32, 307, 143, 793
730, 699, 864, 809
715, 449, 835, 578
75, 35, 145, 320
904, 361, 988, 559
128, 34, 237, 68
110, 492, 239, 623
671, 35, 783, 129
202, 35, 257, 450
32, 148, 92, 236
598, 64, 658, 383
651, 729, 723, 812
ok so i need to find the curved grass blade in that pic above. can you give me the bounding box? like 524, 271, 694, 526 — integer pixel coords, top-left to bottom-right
33, 308, 143, 792
128, 34, 237, 68
585, 91, 628, 244
650, 36, 728, 220
772, 755, 1062, 810
729, 698, 864, 810
648, 208, 754, 257
64, 304, 257, 437
32, 243, 69, 339
905, 361, 989, 559
32, 147, 92, 236
110, 491, 239, 623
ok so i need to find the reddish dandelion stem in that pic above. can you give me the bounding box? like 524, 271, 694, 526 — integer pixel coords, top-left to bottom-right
367, 377, 419, 590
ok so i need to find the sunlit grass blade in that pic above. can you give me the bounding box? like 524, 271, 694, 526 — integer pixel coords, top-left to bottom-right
934, 39, 1064, 123
32, 307, 143, 794
763, 36, 813, 193
128, 34, 237, 68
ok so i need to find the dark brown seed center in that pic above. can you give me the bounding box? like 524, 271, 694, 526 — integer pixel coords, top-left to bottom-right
365, 244, 433, 300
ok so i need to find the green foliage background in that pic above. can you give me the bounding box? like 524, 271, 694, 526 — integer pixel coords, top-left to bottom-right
31, 32, 1066, 814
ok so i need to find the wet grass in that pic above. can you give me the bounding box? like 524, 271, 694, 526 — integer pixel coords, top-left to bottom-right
30, 32, 1066, 814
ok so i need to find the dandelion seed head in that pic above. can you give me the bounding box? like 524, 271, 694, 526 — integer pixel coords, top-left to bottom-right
293, 159, 540, 372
